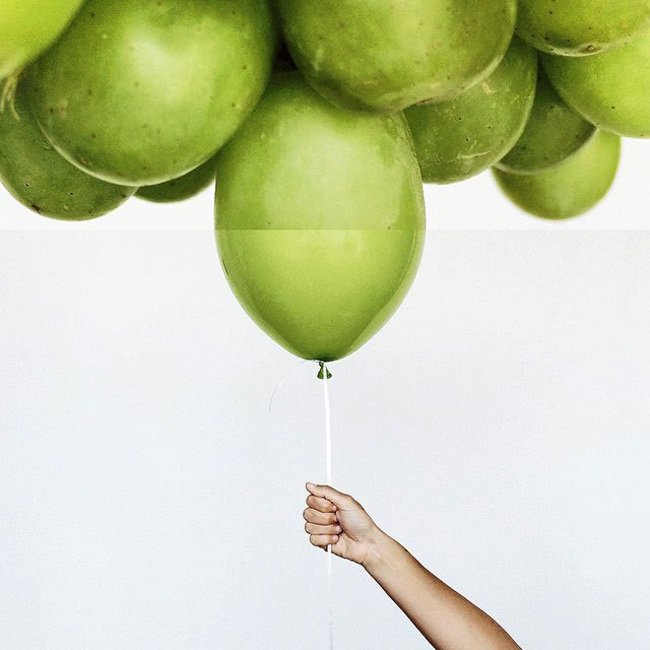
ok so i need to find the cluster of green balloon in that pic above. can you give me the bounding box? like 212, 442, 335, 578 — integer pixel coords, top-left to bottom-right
2, 0, 650, 363
489, 1, 650, 219
1, 0, 276, 218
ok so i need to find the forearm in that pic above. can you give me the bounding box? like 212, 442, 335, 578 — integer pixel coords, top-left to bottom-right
363, 530, 521, 650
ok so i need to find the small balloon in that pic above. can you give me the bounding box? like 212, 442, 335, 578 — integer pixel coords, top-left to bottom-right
542, 28, 650, 138
0, 82, 135, 220
25, 0, 278, 185
276, 0, 517, 110
496, 70, 596, 174
516, 0, 650, 56
405, 36, 537, 184
493, 130, 621, 220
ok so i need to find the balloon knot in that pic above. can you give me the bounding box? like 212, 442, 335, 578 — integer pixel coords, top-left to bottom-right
317, 361, 332, 380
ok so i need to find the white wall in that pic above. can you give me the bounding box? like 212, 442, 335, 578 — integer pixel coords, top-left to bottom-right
1, 150, 650, 649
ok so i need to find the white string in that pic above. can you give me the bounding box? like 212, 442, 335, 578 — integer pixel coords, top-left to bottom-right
322, 366, 334, 650
268, 358, 312, 414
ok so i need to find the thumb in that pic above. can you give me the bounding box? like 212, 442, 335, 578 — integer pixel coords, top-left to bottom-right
306, 482, 354, 510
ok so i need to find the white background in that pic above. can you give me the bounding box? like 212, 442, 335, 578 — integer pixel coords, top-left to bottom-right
1, 145, 650, 650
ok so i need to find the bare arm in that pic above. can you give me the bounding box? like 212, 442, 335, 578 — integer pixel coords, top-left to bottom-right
303, 482, 521, 650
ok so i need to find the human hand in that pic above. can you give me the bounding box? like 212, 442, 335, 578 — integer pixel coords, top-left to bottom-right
303, 482, 386, 567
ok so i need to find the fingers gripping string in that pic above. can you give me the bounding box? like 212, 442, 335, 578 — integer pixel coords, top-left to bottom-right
318, 361, 334, 650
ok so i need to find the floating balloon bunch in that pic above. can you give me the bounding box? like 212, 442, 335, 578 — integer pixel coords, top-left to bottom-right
1, 1, 650, 362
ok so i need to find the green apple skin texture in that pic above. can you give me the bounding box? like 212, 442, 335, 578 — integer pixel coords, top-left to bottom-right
497, 70, 596, 174
136, 154, 218, 203
405, 37, 537, 184
26, 0, 277, 186
516, 0, 650, 56
0, 84, 135, 220
493, 130, 621, 220
0, 0, 83, 79
542, 29, 650, 139
277, 0, 517, 111
216, 73, 425, 362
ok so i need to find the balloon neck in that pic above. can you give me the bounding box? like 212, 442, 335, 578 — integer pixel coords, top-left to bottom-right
317, 361, 332, 380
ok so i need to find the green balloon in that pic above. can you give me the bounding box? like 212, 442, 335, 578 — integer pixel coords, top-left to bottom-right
542, 29, 650, 138
493, 130, 621, 220
0, 0, 83, 79
136, 155, 218, 203
276, 0, 517, 111
26, 0, 277, 186
0, 83, 135, 220
516, 0, 650, 56
405, 37, 537, 184
496, 70, 596, 174
215, 73, 425, 362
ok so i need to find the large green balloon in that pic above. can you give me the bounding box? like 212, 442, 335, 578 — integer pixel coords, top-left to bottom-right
405, 37, 536, 184
276, 0, 517, 111
26, 0, 277, 186
0, 0, 83, 79
0, 84, 135, 220
136, 155, 218, 203
516, 0, 650, 56
542, 29, 650, 138
493, 130, 621, 220
496, 70, 596, 174
215, 73, 425, 362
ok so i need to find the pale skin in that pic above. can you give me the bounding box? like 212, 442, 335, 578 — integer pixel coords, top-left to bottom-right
303, 482, 522, 650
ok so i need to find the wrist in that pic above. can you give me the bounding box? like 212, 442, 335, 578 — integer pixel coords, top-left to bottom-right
362, 526, 398, 573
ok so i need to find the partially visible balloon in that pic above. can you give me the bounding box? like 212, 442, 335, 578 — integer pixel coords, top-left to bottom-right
215, 73, 425, 362
405, 36, 536, 184
0, 83, 135, 220
0, 0, 83, 79
542, 29, 650, 138
496, 70, 596, 174
276, 0, 517, 110
516, 0, 650, 56
136, 155, 218, 203
493, 130, 621, 220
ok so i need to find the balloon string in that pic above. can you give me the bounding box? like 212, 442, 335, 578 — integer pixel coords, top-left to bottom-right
268, 358, 313, 414
270, 359, 333, 646
319, 361, 334, 650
